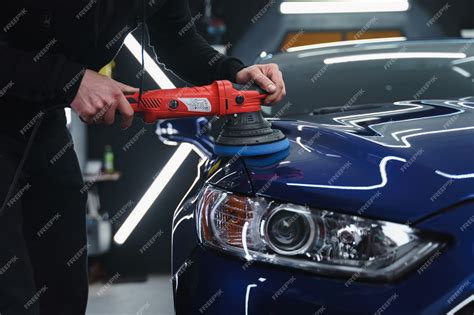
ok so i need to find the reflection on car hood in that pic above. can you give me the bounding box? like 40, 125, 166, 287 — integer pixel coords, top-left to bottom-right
241, 98, 474, 223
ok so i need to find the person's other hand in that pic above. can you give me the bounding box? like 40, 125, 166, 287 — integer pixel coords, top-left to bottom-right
71, 70, 139, 129
235, 63, 286, 105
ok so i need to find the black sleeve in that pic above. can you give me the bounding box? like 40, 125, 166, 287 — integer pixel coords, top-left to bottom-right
147, 0, 246, 86
0, 43, 86, 108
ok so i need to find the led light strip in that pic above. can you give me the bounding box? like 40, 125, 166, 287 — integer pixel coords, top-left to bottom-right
114, 143, 194, 244
280, 0, 410, 14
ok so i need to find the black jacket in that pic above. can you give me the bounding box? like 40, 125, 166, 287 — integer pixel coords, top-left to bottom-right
0, 0, 245, 127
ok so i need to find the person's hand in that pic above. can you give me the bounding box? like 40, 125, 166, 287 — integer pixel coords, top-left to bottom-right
235, 64, 286, 105
71, 70, 139, 129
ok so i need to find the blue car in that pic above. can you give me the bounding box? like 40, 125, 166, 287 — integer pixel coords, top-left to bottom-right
164, 39, 474, 315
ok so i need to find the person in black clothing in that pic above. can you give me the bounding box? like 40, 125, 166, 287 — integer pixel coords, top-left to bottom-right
0, 1, 286, 314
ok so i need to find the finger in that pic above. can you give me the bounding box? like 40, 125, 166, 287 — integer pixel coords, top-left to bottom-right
90, 101, 110, 124
265, 70, 285, 105
270, 70, 286, 96
81, 105, 98, 124
116, 93, 134, 129
252, 71, 277, 94
264, 84, 283, 104
115, 81, 140, 93
103, 102, 117, 125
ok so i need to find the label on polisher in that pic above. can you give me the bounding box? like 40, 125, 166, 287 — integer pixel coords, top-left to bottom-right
178, 98, 212, 112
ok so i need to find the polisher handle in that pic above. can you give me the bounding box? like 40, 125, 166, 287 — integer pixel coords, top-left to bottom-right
231, 82, 267, 96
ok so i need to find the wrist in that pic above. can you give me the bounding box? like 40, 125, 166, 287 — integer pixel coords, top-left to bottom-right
219, 57, 246, 83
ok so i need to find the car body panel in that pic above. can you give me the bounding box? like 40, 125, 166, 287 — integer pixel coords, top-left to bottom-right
236, 99, 474, 223
170, 39, 474, 315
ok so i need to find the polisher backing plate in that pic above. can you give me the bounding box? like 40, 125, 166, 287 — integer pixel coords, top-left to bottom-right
214, 111, 289, 157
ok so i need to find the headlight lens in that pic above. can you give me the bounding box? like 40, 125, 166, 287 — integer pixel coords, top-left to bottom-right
197, 185, 444, 281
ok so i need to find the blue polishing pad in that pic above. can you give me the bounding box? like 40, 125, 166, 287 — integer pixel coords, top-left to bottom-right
214, 138, 290, 157
243, 147, 290, 168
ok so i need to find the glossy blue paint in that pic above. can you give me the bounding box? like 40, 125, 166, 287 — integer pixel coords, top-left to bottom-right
170, 97, 474, 314
168, 40, 474, 314
235, 99, 474, 223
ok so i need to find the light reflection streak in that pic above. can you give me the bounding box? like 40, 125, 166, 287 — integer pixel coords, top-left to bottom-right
287, 156, 406, 190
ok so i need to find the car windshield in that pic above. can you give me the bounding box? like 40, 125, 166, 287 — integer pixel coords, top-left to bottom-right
262, 40, 474, 117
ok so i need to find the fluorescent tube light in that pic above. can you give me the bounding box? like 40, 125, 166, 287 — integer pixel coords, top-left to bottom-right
114, 35, 200, 245
280, 0, 410, 14
65, 108, 72, 126
123, 34, 175, 89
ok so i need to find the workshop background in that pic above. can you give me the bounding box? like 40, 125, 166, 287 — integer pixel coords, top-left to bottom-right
77, 1, 474, 314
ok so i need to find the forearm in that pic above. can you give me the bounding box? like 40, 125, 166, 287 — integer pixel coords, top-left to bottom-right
150, 31, 245, 85
147, 0, 245, 86
0, 43, 85, 109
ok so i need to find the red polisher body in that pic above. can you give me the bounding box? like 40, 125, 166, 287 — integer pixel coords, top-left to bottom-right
126, 80, 266, 123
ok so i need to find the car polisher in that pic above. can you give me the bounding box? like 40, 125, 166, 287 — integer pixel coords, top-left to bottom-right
126, 80, 289, 156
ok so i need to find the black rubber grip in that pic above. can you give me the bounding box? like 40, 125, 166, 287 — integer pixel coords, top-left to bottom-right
232, 83, 267, 95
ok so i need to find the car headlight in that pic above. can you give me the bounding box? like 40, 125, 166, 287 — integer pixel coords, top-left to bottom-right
196, 185, 445, 281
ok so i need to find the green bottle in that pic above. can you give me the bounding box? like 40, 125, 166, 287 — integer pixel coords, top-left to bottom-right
104, 145, 114, 173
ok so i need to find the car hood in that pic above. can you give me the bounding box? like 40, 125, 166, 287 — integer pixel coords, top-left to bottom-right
221, 98, 474, 223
